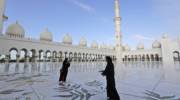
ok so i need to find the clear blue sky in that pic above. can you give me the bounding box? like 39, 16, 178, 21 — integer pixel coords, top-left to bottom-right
3, 0, 180, 49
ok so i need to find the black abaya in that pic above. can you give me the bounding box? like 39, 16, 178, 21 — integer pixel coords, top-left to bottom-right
102, 62, 120, 100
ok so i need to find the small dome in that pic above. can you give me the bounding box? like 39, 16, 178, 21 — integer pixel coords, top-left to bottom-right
104, 44, 108, 49
124, 44, 131, 51
79, 37, 87, 47
100, 43, 107, 49
122, 45, 125, 51
91, 41, 98, 48
152, 40, 161, 48
137, 43, 144, 50
100, 44, 104, 49
162, 33, 168, 39
6, 21, 25, 37
40, 28, 53, 41
63, 33, 72, 44
107, 45, 114, 50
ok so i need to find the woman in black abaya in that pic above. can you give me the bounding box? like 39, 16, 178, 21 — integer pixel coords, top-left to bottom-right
101, 56, 120, 100
59, 58, 70, 82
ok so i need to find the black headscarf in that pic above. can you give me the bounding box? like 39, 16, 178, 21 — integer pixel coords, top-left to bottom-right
106, 56, 113, 65
63, 58, 68, 66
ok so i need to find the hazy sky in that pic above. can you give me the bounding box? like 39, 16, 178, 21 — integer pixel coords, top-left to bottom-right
3, 0, 180, 49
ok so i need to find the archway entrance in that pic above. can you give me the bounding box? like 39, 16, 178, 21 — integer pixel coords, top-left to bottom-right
19, 49, 28, 62
9, 48, 18, 62
173, 51, 180, 62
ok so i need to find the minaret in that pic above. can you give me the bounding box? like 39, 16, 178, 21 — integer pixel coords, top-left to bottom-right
0, 0, 7, 34
114, 0, 122, 62
114, 0, 121, 47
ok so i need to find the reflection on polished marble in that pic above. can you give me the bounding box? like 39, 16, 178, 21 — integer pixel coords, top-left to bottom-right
0, 62, 180, 100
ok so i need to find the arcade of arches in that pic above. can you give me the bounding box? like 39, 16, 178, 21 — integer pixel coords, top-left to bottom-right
122, 54, 162, 62
0, 48, 116, 62
0, 48, 180, 63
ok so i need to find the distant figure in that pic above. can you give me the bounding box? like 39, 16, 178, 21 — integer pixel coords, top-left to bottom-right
59, 58, 71, 82
101, 56, 120, 100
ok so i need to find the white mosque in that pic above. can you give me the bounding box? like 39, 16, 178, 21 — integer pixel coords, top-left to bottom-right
0, 0, 179, 63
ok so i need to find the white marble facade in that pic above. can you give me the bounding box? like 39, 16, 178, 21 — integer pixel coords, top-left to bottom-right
0, 0, 180, 63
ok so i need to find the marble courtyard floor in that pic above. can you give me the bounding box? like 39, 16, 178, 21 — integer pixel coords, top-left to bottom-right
0, 62, 180, 100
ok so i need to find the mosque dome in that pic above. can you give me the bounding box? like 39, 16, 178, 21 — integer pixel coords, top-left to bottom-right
100, 43, 105, 49
6, 21, 25, 37
124, 44, 131, 51
100, 43, 108, 49
63, 33, 72, 44
91, 41, 98, 48
100, 44, 104, 49
122, 45, 125, 51
79, 37, 87, 47
152, 40, 161, 48
162, 33, 168, 39
40, 28, 53, 41
104, 44, 108, 49
137, 43, 144, 50
107, 45, 114, 50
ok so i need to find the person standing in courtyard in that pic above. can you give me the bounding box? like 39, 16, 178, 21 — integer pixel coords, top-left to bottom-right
59, 58, 71, 82
101, 56, 120, 100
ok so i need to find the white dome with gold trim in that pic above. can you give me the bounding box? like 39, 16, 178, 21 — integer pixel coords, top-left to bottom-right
152, 40, 161, 48
91, 41, 98, 48
6, 21, 25, 37
79, 37, 87, 47
124, 44, 131, 51
137, 43, 144, 50
40, 28, 53, 41
63, 33, 72, 45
